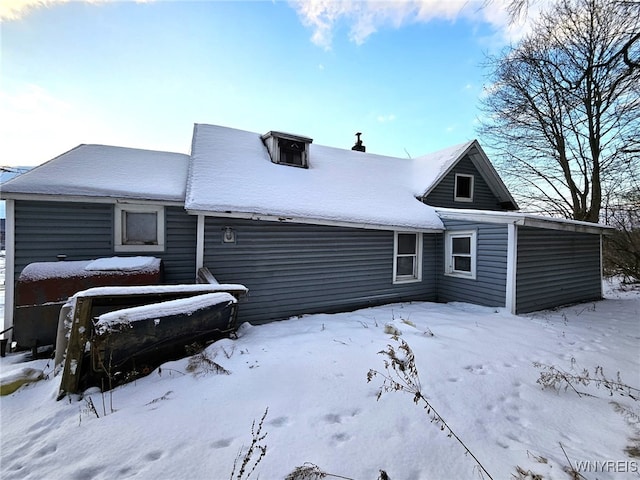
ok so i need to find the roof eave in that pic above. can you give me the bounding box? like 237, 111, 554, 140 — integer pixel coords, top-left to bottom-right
0, 191, 185, 206
435, 208, 612, 234
186, 209, 444, 233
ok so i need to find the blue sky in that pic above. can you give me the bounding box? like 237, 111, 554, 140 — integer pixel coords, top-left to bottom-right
1, 0, 533, 167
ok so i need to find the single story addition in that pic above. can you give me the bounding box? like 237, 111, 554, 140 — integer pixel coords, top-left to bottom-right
1, 124, 610, 339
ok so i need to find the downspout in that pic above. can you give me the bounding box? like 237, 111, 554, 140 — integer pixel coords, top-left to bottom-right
3, 199, 15, 339
599, 232, 604, 299
195, 214, 205, 279
505, 223, 518, 314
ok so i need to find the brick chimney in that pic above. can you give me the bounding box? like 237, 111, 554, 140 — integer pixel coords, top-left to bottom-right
351, 132, 366, 152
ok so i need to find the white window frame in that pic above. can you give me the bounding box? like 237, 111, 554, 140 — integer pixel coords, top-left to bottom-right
393, 232, 423, 284
114, 204, 165, 252
444, 230, 477, 279
454, 173, 474, 202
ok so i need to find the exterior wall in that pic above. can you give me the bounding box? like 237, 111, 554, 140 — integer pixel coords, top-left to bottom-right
436, 219, 508, 307
423, 155, 504, 210
12, 200, 196, 285
203, 217, 437, 324
515, 227, 602, 313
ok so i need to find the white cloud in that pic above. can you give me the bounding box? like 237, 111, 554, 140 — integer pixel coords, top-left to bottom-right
1, 0, 63, 21
0, 0, 149, 21
290, 0, 539, 49
376, 113, 396, 123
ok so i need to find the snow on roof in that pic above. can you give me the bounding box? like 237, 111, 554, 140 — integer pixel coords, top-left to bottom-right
0, 145, 189, 202
186, 124, 466, 231
411, 141, 475, 196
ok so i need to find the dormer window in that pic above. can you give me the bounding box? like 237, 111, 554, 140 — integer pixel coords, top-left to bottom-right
261, 131, 312, 168
454, 173, 474, 202
279, 138, 305, 166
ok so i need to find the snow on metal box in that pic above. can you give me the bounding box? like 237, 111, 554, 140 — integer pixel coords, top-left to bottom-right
13, 257, 162, 349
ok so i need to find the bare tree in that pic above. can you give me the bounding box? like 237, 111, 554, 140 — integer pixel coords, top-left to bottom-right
479, 0, 639, 222
603, 168, 640, 281
498, 0, 640, 69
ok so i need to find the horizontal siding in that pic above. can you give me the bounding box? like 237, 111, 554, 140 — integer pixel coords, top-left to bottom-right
14, 201, 114, 276
516, 227, 601, 313
162, 207, 198, 284
13, 201, 195, 286
424, 154, 504, 210
204, 218, 437, 324
436, 220, 508, 307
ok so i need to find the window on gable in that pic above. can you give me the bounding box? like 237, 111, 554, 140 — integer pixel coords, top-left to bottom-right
454, 174, 474, 202
393, 232, 423, 283
115, 204, 165, 252
444, 230, 477, 279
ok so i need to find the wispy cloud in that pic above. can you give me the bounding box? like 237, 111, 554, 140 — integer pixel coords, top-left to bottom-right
0, 0, 149, 21
376, 113, 396, 123
290, 0, 539, 50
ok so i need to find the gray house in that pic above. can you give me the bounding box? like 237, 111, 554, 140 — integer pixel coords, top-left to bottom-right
0, 124, 609, 336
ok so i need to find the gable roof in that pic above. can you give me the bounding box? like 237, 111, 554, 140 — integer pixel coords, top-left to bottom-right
0, 145, 189, 203
416, 140, 518, 209
0, 124, 519, 232
186, 124, 446, 232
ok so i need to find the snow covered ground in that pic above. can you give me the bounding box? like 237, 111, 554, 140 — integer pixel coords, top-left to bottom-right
1, 280, 638, 480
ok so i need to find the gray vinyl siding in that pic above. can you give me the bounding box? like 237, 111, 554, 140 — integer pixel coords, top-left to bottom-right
12, 200, 195, 285
436, 220, 508, 307
515, 227, 601, 313
14, 201, 113, 277
203, 218, 437, 325
423, 155, 504, 210
161, 207, 198, 284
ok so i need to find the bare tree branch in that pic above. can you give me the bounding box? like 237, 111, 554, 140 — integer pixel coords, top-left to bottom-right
478, 0, 640, 222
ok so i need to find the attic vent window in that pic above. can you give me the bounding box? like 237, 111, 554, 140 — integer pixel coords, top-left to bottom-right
454, 173, 474, 202
278, 138, 305, 167
261, 131, 313, 169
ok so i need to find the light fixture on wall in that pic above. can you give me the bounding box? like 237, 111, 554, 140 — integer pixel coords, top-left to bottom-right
222, 226, 236, 244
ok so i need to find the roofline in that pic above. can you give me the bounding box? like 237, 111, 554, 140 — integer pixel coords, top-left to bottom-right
0, 192, 185, 206
186, 209, 444, 233
421, 140, 519, 209
435, 208, 613, 234
467, 141, 519, 209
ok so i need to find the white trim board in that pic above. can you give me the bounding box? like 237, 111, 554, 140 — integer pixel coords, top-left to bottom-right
436, 208, 611, 235
187, 210, 444, 234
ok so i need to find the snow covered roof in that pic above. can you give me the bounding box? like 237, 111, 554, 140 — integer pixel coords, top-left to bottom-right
417, 141, 518, 208
0, 145, 189, 203
186, 124, 470, 231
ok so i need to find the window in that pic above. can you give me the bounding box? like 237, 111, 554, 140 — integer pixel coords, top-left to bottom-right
454, 174, 474, 202
115, 204, 165, 252
393, 232, 423, 283
278, 138, 306, 167
445, 230, 477, 279
261, 131, 312, 168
